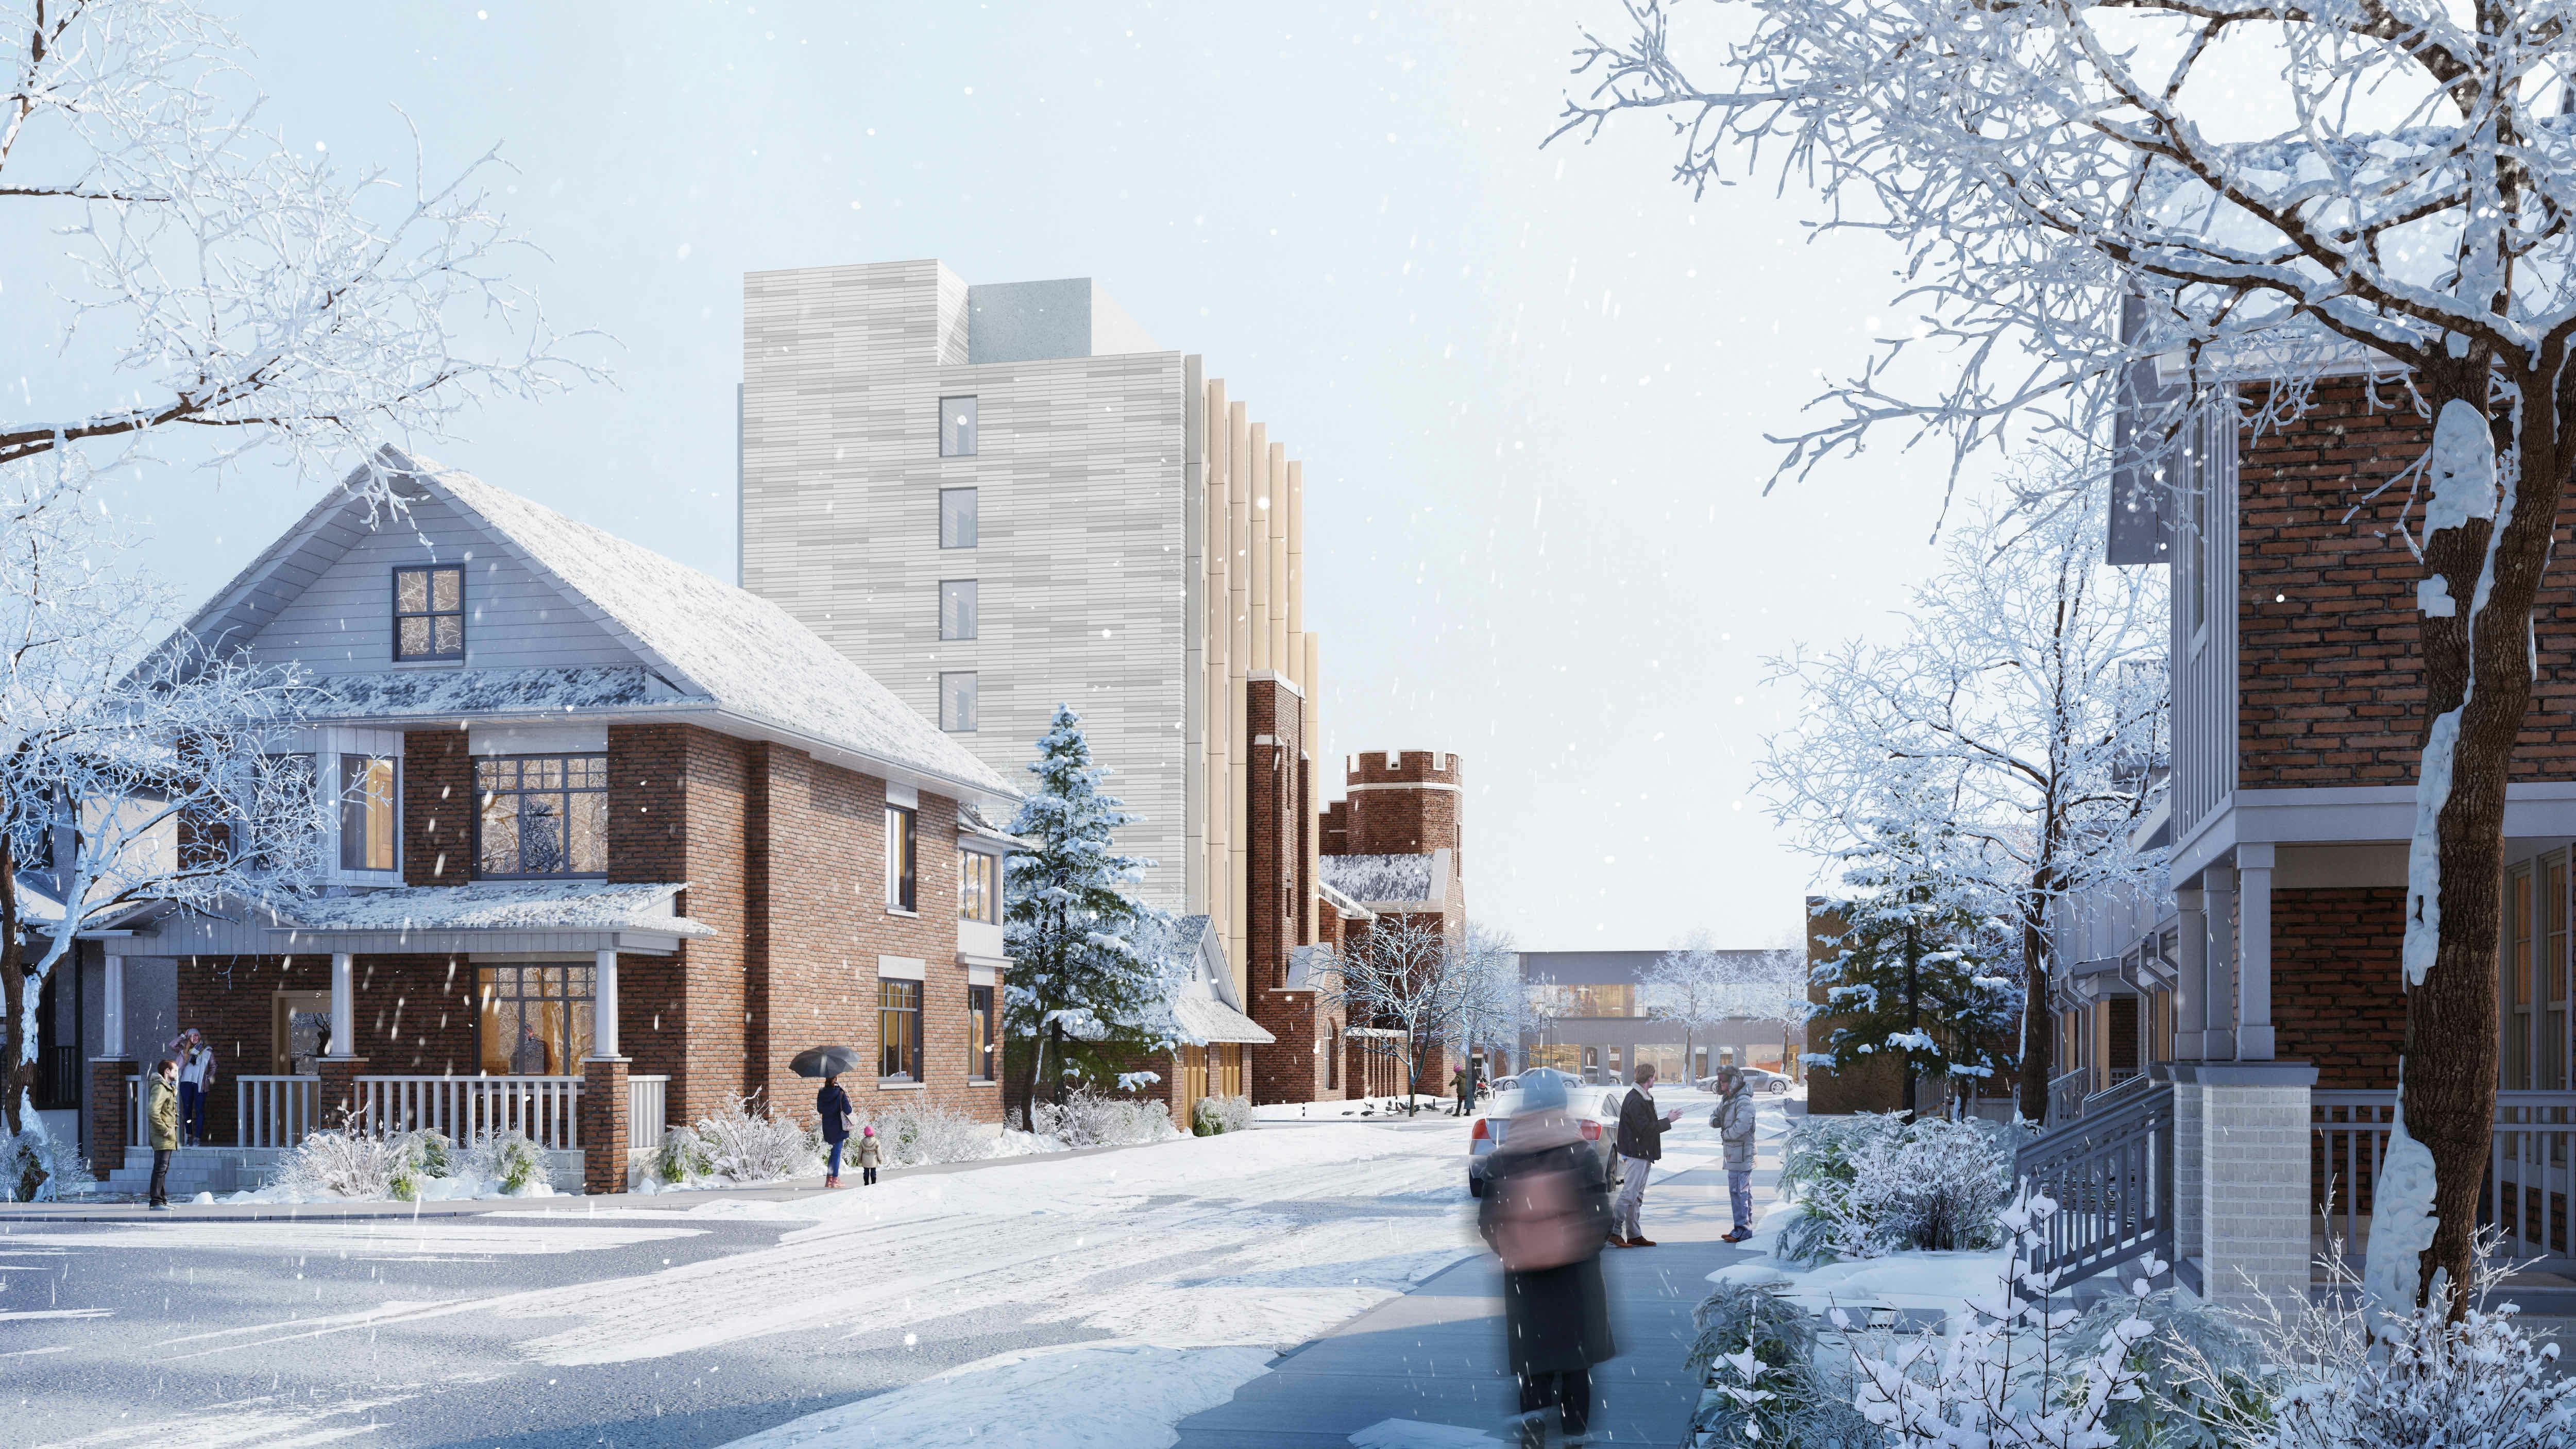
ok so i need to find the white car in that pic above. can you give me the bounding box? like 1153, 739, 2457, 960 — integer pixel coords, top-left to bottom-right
1467, 1067, 1626, 1199
1698, 1067, 1794, 1095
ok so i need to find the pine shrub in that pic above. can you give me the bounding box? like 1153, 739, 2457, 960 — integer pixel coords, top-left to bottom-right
462, 1129, 549, 1194
1782, 1112, 2015, 1261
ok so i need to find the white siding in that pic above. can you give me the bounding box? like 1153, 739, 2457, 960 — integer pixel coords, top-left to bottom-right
742, 264, 1192, 906
2171, 402, 2240, 851
242, 491, 632, 675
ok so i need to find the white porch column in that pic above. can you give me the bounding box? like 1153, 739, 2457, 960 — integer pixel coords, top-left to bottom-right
101, 951, 126, 1059
2235, 844, 2277, 1060
591, 947, 620, 1060
328, 952, 355, 1058
2201, 864, 2239, 1061
2172, 889, 2208, 1061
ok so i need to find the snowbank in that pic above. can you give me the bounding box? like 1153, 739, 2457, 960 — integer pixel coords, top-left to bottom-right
220, 1175, 562, 1206
1707, 1199, 2011, 1319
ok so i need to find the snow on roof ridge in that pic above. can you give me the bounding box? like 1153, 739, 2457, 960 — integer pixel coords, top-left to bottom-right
382, 450, 1014, 803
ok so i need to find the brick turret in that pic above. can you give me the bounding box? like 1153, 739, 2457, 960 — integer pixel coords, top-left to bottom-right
1340, 750, 1462, 873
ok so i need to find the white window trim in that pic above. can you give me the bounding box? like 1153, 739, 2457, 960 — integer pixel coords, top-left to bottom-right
876, 956, 926, 981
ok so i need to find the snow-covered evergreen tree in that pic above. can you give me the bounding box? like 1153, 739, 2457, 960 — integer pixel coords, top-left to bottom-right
1003, 704, 1167, 1109
1809, 800, 2022, 1118
1759, 487, 2164, 1123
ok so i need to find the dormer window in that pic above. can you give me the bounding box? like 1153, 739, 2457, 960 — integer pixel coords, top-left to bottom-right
394, 565, 465, 661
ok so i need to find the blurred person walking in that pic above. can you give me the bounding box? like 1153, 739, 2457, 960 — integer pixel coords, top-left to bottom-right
816, 1073, 853, 1188
1477, 1070, 1616, 1447
144, 1056, 179, 1210
1608, 1062, 1681, 1247
1712, 1068, 1759, 1242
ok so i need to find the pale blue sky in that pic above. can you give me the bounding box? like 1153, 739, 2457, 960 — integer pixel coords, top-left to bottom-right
40, 3, 1997, 949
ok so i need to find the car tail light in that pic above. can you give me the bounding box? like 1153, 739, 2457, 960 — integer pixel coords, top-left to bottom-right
1470, 1117, 1489, 1140
1581, 1120, 1601, 1141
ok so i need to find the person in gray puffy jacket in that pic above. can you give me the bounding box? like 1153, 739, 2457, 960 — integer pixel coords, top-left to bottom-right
1712, 1069, 1758, 1242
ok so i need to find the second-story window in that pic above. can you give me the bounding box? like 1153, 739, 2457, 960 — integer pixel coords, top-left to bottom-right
940, 579, 978, 640
940, 488, 978, 548
959, 849, 999, 924
393, 565, 465, 661
338, 755, 399, 872
885, 803, 918, 911
940, 396, 978, 457
477, 755, 607, 877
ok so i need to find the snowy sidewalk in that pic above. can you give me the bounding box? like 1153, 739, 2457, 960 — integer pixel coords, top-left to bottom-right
1167, 1102, 1786, 1446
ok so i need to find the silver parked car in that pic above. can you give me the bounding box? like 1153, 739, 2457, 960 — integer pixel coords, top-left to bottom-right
1467, 1067, 1625, 1199
1697, 1067, 1793, 1095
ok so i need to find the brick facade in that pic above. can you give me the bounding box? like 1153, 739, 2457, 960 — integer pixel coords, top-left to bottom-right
160, 721, 1000, 1179
1338, 750, 1464, 871
2236, 379, 2576, 787
175, 951, 478, 1144
1244, 678, 1337, 1104
2270, 885, 2406, 1089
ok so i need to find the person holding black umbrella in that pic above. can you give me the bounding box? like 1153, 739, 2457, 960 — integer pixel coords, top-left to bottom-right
817, 1073, 853, 1188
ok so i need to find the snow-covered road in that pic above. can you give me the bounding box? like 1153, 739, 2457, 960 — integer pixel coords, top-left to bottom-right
2, 1118, 1482, 1448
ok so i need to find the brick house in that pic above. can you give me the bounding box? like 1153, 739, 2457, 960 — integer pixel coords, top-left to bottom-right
55, 450, 1020, 1195
2035, 363, 2576, 1303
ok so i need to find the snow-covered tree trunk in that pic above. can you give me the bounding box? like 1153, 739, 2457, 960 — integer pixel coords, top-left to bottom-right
1551, 0, 2576, 1313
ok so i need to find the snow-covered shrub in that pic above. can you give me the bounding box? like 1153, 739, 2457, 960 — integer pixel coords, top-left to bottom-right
654, 1124, 713, 1184
0, 1130, 87, 1203
872, 1101, 993, 1167
410, 1130, 455, 1180
461, 1130, 549, 1194
2167, 1227, 2574, 1449
1782, 1112, 2013, 1260
280, 1122, 415, 1199
1687, 1281, 1882, 1448
1192, 1095, 1256, 1137
682, 1095, 822, 1184
1844, 1188, 2160, 1446
2061, 1289, 2267, 1449
1030, 1086, 1177, 1148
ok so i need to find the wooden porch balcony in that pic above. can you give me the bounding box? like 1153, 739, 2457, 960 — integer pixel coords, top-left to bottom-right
127, 1072, 672, 1154
2314, 1089, 2576, 1273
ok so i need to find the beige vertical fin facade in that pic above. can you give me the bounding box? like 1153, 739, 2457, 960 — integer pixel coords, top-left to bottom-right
1269, 444, 1291, 675
1226, 403, 1253, 991
1302, 632, 1322, 946
1248, 426, 1273, 676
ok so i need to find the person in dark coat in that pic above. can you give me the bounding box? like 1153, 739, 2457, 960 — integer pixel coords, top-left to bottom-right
1478, 1070, 1616, 1446
1609, 1062, 1682, 1247
816, 1075, 853, 1189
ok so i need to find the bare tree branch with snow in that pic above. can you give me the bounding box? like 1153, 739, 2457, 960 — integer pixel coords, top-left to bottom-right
1758, 487, 2166, 1124
1, 0, 601, 501
2, 473, 328, 1138
1554, 0, 2576, 1316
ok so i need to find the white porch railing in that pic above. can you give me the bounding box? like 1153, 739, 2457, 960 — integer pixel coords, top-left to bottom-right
628, 1075, 669, 1153
2314, 1089, 2576, 1268
236, 1076, 321, 1149
355, 1075, 585, 1150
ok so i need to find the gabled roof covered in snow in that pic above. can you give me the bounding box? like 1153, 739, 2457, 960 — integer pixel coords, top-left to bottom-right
164, 450, 1014, 808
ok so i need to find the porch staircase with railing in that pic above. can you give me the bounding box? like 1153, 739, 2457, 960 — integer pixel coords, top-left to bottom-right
2013, 1074, 2176, 1295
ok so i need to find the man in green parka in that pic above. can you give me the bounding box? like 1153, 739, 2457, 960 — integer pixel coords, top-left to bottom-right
145, 1056, 179, 1211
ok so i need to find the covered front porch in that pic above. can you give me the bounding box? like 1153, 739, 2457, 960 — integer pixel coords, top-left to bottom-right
83, 881, 710, 1195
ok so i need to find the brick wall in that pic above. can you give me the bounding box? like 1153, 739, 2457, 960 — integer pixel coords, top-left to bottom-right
2272, 885, 2406, 1089
1319, 800, 1349, 856
1343, 750, 1462, 868
404, 727, 474, 886
2236, 380, 2576, 786
173, 952, 478, 1145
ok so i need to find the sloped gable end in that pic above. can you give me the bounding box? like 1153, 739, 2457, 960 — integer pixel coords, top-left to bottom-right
237, 481, 639, 674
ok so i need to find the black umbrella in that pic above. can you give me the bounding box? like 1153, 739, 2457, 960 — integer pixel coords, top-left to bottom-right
790, 1046, 866, 1079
